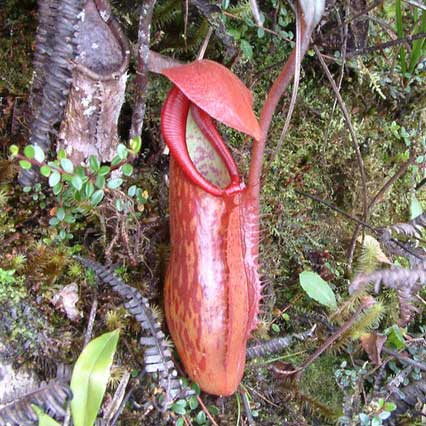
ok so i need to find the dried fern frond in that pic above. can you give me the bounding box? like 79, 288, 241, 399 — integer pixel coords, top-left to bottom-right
0, 380, 71, 426
75, 256, 192, 409
385, 212, 426, 239
350, 268, 426, 326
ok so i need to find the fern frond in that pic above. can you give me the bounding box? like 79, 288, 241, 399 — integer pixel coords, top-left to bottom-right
0, 380, 71, 426
75, 256, 193, 409
350, 268, 426, 326
227, 0, 252, 19
386, 212, 426, 239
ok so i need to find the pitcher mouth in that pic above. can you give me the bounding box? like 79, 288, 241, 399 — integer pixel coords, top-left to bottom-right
161, 86, 245, 197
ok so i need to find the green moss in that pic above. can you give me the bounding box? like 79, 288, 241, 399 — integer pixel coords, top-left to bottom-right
299, 353, 343, 416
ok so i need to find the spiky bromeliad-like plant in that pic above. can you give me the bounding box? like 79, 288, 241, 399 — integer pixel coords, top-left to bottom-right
160, 1, 325, 396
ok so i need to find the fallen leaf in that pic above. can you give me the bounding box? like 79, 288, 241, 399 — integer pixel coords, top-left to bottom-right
51, 283, 81, 322
360, 332, 387, 366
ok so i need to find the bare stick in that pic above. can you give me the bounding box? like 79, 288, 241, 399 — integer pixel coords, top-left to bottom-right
269, 2, 302, 162
197, 26, 214, 60
84, 296, 98, 347
348, 32, 426, 57
383, 348, 426, 372
239, 387, 255, 426
314, 44, 368, 226
272, 298, 375, 379
249, 0, 263, 27
196, 395, 219, 426
402, 0, 426, 11
130, 0, 157, 139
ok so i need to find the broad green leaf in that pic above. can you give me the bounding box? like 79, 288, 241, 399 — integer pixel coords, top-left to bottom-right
117, 144, 128, 160
61, 158, 74, 174
107, 178, 123, 190
408, 10, 426, 73
70, 330, 120, 426
32, 405, 61, 426
53, 182, 63, 195
57, 149, 66, 160
129, 136, 141, 153
19, 160, 32, 170
89, 155, 100, 172
121, 164, 133, 176
33, 144, 45, 162
410, 194, 422, 219
56, 207, 65, 221
49, 171, 61, 187
40, 165, 51, 177
111, 155, 121, 166
299, 271, 337, 309
71, 175, 83, 191
24, 145, 35, 159
9, 144, 19, 156
128, 185, 137, 197
91, 190, 104, 206
95, 175, 105, 189
84, 182, 95, 198
98, 165, 110, 176
196, 411, 207, 425
240, 39, 253, 59
386, 324, 406, 350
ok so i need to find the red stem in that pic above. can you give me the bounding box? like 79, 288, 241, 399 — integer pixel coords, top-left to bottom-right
247, 9, 314, 201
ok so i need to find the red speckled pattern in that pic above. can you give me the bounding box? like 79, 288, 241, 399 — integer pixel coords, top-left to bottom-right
162, 60, 261, 141
165, 158, 260, 395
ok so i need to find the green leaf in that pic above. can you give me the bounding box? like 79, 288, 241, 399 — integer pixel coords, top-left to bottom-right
56, 207, 65, 221
53, 182, 63, 195
91, 190, 104, 206
196, 411, 207, 424
70, 330, 120, 426
299, 271, 337, 310
40, 165, 51, 177
71, 175, 83, 191
408, 10, 426, 73
176, 418, 184, 426
98, 165, 110, 176
386, 324, 406, 350
33, 145, 45, 162
9, 144, 19, 157
128, 185, 137, 197
410, 194, 422, 219
89, 155, 100, 172
32, 405, 61, 426
95, 175, 105, 189
107, 178, 123, 190
61, 158, 74, 174
129, 136, 142, 153
24, 145, 35, 159
172, 400, 187, 416
121, 164, 133, 176
57, 149, 66, 160
49, 217, 60, 226
19, 160, 32, 170
240, 39, 253, 59
49, 171, 61, 187
188, 395, 199, 410
117, 144, 128, 160
111, 155, 121, 167
84, 182, 95, 198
